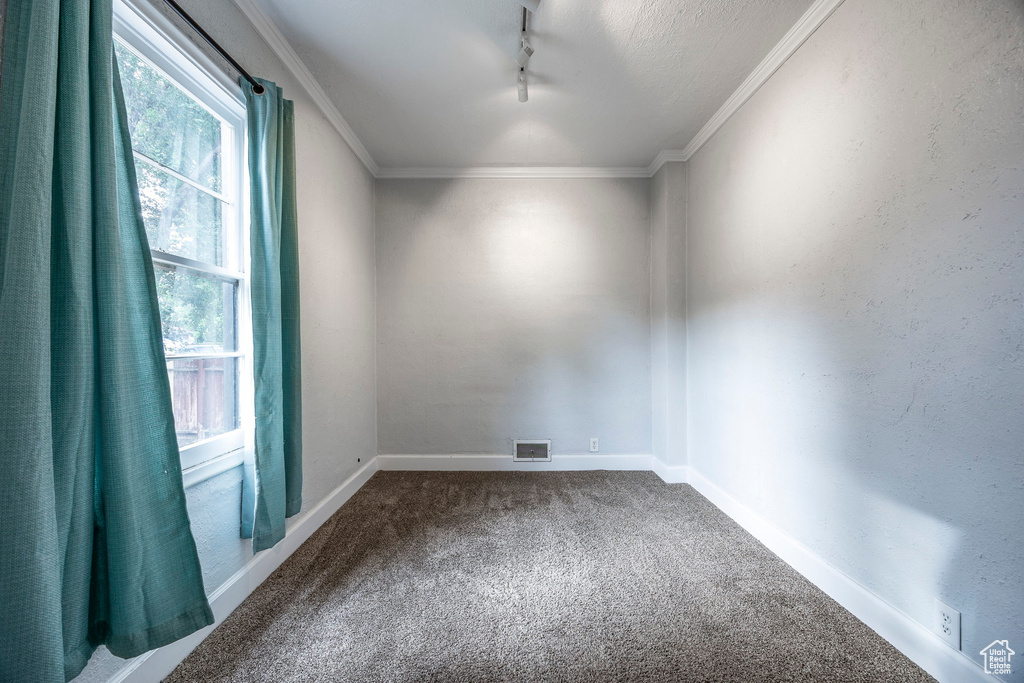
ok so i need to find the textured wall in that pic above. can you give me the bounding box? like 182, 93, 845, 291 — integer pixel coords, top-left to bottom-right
72, 0, 379, 680
650, 162, 688, 467
376, 178, 652, 456
685, 0, 1024, 671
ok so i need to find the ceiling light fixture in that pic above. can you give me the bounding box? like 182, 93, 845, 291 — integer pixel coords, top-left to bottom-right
515, 5, 537, 103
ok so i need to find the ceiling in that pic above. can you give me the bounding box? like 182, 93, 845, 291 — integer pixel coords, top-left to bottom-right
252, 0, 815, 170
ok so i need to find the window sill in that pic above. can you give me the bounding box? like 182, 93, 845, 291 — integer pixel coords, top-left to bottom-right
182, 448, 245, 489
180, 430, 245, 470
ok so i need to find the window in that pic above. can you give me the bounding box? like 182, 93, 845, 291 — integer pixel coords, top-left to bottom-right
114, 0, 251, 481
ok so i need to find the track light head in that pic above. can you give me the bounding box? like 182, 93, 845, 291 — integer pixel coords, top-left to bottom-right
520, 0, 541, 11
517, 70, 528, 102
515, 35, 534, 68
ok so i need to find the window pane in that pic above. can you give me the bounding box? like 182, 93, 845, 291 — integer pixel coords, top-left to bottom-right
155, 265, 237, 355
137, 163, 226, 267
115, 40, 223, 194
167, 357, 239, 447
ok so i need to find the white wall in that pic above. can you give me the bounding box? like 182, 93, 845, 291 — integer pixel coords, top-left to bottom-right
684, 0, 1024, 673
650, 162, 688, 468
72, 0, 379, 680
375, 178, 652, 457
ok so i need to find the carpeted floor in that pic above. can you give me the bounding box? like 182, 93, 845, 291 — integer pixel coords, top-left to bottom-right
167, 471, 934, 682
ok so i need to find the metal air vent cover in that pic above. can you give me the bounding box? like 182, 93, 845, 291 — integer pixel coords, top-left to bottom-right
513, 439, 551, 462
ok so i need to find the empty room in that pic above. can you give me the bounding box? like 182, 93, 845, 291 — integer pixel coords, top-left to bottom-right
0, 0, 1021, 681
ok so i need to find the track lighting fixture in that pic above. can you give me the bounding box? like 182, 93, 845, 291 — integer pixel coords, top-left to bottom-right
515, 5, 536, 103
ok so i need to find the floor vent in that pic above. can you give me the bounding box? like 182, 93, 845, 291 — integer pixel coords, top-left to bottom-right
513, 439, 552, 462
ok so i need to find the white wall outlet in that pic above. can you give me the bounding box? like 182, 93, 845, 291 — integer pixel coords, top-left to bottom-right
589, 437, 599, 452
934, 599, 961, 650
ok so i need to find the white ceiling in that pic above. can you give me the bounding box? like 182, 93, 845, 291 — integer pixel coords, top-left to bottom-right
252, 0, 815, 170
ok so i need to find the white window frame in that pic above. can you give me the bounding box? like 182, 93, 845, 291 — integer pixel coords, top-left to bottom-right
114, 0, 254, 488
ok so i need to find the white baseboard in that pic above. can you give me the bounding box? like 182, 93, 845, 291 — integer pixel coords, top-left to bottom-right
650, 457, 689, 484
110, 457, 381, 683
377, 453, 652, 472
683, 466, 992, 683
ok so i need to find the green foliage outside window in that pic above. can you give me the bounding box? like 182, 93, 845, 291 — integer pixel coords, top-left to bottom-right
115, 41, 234, 354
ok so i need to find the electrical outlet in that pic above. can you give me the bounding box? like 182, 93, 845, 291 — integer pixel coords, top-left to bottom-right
934, 599, 961, 650
589, 437, 599, 452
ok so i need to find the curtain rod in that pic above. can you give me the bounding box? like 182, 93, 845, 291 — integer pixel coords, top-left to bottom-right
161, 0, 266, 95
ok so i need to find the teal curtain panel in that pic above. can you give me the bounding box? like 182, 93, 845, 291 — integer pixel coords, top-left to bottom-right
0, 1, 214, 681
240, 77, 303, 553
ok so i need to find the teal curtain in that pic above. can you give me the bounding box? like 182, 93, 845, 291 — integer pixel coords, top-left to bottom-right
0, 1, 214, 680
241, 77, 303, 553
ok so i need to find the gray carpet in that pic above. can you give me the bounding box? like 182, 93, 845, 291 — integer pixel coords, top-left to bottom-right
167, 471, 934, 682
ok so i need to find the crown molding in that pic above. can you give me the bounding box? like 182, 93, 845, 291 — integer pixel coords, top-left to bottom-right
375, 154, 692, 180
231, 0, 379, 176
376, 166, 653, 179
647, 150, 688, 177
376, 154, 691, 180
679, 0, 846, 161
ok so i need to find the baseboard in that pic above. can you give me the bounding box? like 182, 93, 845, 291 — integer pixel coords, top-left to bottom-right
650, 457, 689, 484
377, 453, 652, 472
110, 457, 381, 683
684, 467, 992, 683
